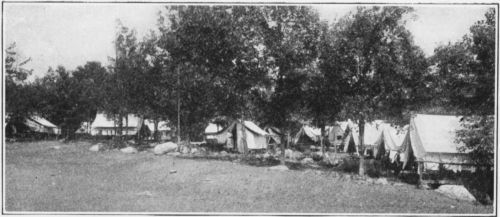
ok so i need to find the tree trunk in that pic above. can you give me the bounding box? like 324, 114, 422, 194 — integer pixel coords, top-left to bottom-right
241, 119, 248, 155
125, 115, 129, 138
154, 119, 159, 142
176, 67, 181, 144
320, 125, 326, 157
282, 131, 289, 165
358, 118, 366, 176
117, 113, 123, 140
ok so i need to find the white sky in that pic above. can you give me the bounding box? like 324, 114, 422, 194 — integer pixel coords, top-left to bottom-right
3, 3, 494, 80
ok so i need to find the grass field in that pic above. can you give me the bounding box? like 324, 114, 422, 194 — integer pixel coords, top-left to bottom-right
4, 140, 494, 214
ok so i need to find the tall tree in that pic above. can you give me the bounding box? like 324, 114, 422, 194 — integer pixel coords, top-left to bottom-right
432, 8, 495, 167
158, 6, 270, 141
325, 6, 429, 174
5, 42, 34, 120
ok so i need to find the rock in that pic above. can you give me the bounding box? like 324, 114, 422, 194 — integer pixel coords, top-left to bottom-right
275, 150, 282, 157
180, 145, 190, 154
89, 144, 102, 152
120, 146, 138, 154
190, 148, 198, 154
291, 151, 305, 161
166, 152, 181, 156
127, 140, 136, 145
284, 149, 293, 158
153, 142, 178, 155
375, 178, 389, 185
263, 152, 271, 159
220, 151, 228, 156
269, 165, 289, 171
366, 177, 375, 184
51, 146, 61, 150
435, 185, 476, 202
301, 157, 314, 164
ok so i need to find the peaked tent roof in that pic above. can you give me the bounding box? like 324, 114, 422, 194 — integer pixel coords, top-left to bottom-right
243, 121, 268, 136
205, 123, 224, 134
30, 116, 58, 128
375, 123, 407, 151
91, 113, 142, 129
411, 114, 465, 155
401, 114, 472, 166
346, 120, 384, 146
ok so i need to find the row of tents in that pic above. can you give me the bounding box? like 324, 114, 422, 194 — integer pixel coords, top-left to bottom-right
203, 114, 479, 172
6, 113, 172, 140
5, 112, 480, 172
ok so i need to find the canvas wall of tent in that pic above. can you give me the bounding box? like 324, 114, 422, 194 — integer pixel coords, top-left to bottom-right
399, 114, 475, 173
327, 122, 348, 151
5, 115, 61, 138
293, 125, 322, 150
90, 113, 172, 140
90, 113, 143, 136
144, 120, 172, 140
204, 120, 269, 153
264, 126, 283, 145
342, 120, 385, 155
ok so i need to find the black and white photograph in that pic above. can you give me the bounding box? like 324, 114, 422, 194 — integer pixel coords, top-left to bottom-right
2, 1, 498, 215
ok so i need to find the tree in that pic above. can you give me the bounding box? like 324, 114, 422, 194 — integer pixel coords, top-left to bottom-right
104, 22, 144, 138
158, 6, 271, 142
72, 61, 109, 134
432, 9, 495, 166
256, 6, 326, 150
325, 6, 430, 174
5, 42, 34, 120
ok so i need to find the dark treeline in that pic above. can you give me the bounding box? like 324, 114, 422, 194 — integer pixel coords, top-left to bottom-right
5, 6, 495, 164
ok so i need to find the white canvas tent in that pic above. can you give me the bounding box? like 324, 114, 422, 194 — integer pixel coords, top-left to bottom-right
294, 125, 322, 145
400, 114, 472, 172
25, 115, 61, 135
144, 120, 171, 140
265, 126, 282, 144
342, 120, 383, 154
373, 124, 407, 161
328, 121, 348, 149
90, 113, 142, 136
75, 121, 91, 134
204, 120, 269, 152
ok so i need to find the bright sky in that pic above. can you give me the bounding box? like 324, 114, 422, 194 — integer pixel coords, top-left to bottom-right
4, 3, 494, 80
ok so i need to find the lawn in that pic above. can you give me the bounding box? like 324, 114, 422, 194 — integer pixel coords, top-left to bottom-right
4, 140, 494, 214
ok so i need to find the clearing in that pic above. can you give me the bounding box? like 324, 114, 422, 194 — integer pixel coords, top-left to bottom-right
4, 141, 494, 214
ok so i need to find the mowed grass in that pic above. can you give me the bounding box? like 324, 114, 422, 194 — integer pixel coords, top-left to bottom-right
4, 141, 493, 214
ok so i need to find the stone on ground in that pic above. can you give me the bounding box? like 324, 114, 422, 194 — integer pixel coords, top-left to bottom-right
180, 145, 190, 154
190, 148, 199, 154
220, 151, 228, 156
291, 151, 305, 161
51, 145, 61, 150
269, 165, 289, 171
301, 157, 314, 164
284, 149, 293, 159
89, 144, 102, 152
435, 185, 476, 202
263, 152, 271, 159
153, 142, 178, 155
120, 146, 138, 154
375, 178, 389, 185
